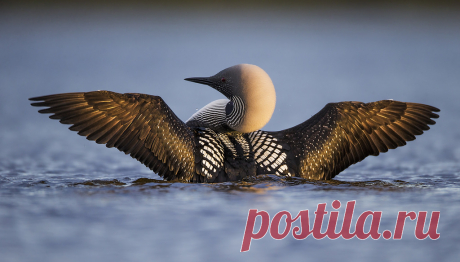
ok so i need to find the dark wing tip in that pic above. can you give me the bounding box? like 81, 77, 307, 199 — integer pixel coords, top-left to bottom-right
30, 101, 50, 107
405, 103, 440, 123
29, 94, 62, 102
406, 102, 440, 113
29, 95, 51, 105
428, 105, 441, 113
29, 96, 43, 101
30, 93, 80, 103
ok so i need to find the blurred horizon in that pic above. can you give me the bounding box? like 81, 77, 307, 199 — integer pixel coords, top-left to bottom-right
2, 0, 460, 10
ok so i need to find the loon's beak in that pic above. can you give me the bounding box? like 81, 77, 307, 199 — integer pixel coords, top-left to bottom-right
184, 77, 214, 86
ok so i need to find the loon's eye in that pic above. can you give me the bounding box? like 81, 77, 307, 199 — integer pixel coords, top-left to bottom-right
221, 78, 226, 83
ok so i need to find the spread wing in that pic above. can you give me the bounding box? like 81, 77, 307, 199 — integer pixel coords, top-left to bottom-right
30, 91, 196, 181
271, 100, 440, 180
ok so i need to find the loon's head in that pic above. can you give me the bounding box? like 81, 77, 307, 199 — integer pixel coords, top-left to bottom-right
185, 64, 276, 133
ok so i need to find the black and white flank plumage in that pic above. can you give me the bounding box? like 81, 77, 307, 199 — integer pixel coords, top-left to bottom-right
30, 64, 440, 182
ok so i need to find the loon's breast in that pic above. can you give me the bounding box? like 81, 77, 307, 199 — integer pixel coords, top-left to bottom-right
190, 128, 292, 183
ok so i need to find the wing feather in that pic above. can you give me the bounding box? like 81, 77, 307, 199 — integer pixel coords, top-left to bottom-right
271, 100, 439, 179
30, 91, 196, 181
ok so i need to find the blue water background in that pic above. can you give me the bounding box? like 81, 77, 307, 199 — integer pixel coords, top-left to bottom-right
0, 7, 459, 261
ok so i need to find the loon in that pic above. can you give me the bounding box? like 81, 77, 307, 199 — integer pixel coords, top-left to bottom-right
30, 64, 439, 183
